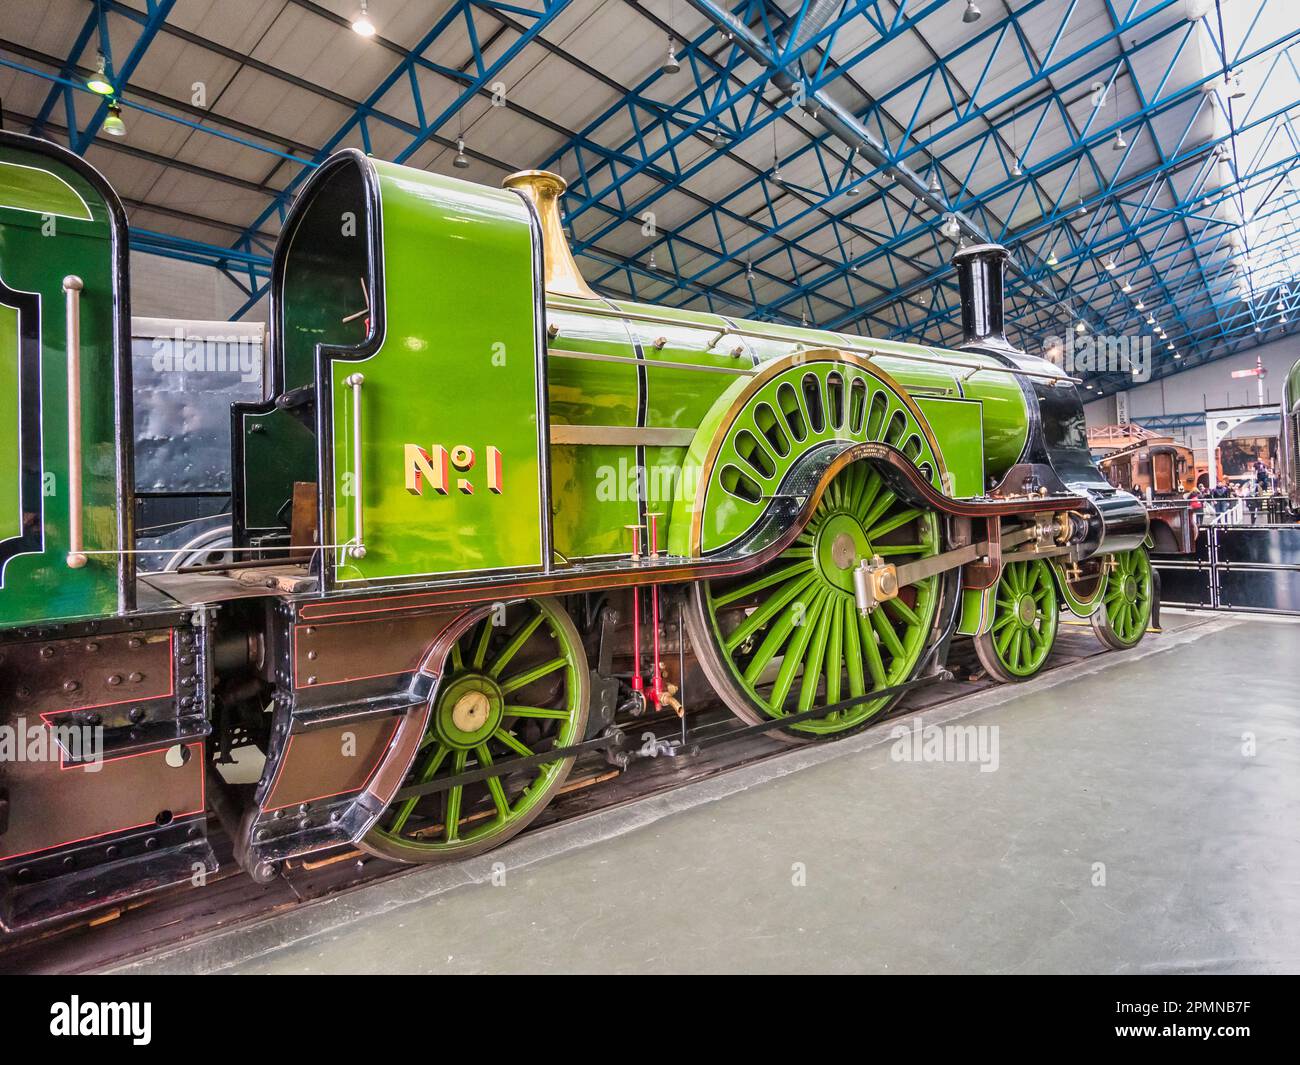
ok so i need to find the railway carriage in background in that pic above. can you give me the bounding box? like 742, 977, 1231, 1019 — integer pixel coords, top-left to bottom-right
0, 130, 1158, 928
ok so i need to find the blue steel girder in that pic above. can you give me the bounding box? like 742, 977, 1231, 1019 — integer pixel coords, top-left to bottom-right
898, 112, 1300, 354
564, 0, 1191, 320
59, 0, 179, 153
836, 46, 1300, 351
890, 148, 1300, 364
231, 0, 573, 254
788, 20, 1299, 330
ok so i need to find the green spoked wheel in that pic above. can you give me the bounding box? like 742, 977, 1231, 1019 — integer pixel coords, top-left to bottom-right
973, 558, 1059, 682
361, 598, 588, 863
687, 461, 942, 741
1091, 546, 1153, 650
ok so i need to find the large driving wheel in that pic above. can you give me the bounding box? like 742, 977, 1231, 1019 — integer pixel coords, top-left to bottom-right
687, 461, 943, 741
1091, 546, 1153, 650
973, 557, 1059, 682
361, 597, 589, 863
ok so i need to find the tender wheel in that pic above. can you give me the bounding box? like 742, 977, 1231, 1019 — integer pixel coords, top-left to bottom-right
973, 557, 1059, 682
361, 597, 589, 862
687, 460, 943, 741
1091, 546, 1153, 650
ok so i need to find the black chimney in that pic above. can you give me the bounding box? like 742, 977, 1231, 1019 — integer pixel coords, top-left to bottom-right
952, 243, 1010, 348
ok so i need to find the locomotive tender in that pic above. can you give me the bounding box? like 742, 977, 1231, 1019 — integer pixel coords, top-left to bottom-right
0, 131, 1154, 929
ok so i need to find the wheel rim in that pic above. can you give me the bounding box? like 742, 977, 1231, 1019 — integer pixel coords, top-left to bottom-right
1101, 547, 1152, 646
366, 598, 586, 859
699, 461, 940, 736
988, 558, 1058, 677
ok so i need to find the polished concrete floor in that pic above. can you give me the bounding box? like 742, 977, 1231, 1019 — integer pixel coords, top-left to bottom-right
130, 613, 1300, 974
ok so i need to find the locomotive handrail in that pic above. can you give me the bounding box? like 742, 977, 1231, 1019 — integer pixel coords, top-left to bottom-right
345, 372, 366, 560
62, 275, 87, 569
546, 299, 1078, 384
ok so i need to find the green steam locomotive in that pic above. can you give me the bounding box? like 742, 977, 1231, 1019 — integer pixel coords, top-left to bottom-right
0, 131, 1153, 928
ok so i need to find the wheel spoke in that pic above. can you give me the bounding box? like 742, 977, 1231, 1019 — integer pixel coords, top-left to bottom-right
444, 749, 468, 842
471, 618, 494, 670
741, 598, 803, 684
860, 488, 897, 532
857, 612, 887, 688
872, 542, 926, 557
824, 597, 844, 706
475, 744, 511, 820
715, 559, 814, 608
723, 572, 816, 652
884, 595, 919, 627
844, 602, 866, 697
854, 468, 882, 517
870, 608, 905, 660
769, 591, 826, 712
798, 593, 835, 713
499, 655, 567, 694
865, 507, 922, 540
388, 743, 450, 835
493, 728, 534, 758
506, 704, 571, 720
486, 608, 546, 677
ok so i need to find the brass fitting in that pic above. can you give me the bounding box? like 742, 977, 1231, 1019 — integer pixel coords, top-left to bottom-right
853, 554, 898, 616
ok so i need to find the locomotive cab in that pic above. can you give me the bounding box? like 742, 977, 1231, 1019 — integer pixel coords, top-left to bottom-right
232, 151, 551, 587
0, 132, 133, 627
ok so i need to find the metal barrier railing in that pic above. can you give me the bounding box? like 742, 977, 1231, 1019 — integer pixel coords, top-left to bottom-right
1153, 521, 1300, 615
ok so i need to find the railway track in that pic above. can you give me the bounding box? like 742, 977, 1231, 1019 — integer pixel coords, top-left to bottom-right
0, 625, 1145, 974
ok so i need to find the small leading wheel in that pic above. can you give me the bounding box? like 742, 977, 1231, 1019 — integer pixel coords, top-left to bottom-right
687, 460, 943, 742
361, 597, 589, 863
973, 557, 1059, 682
1091, 546, 1153, 650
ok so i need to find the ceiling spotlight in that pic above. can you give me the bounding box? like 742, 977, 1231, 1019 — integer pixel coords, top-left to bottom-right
1104, 257, 1116, 271
771, 160, 784, 184
850, 261, 859, 274
1229, 71, 1245, 99
661, 36, 681, 75
1047, 252, 1058, 266
1146, 315, 1155, 325
648, 249, 657, 271
352, 0, 376, 36
846, 181, 860, 197
1075, 320, 1086, 333
102, 102, 126, 138
1173, 351, 1182, 359
1112, 129, 1127, 151
711, 129, 728, 149
1167, 342, 1175, 349
453, 137, 470, 168
941, 214, 961, 240
86, 54, 114, 96
963, 0, 982, 24
746, 259, 754, 281
1122, 281, 1132, 293
1135, 300, 1144, 310
928, 170, 941, 196
1011, 158, 1024, 177
1076, 200, 1088, 217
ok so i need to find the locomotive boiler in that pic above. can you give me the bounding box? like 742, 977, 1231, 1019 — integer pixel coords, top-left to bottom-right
0, 131, 1155, 929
